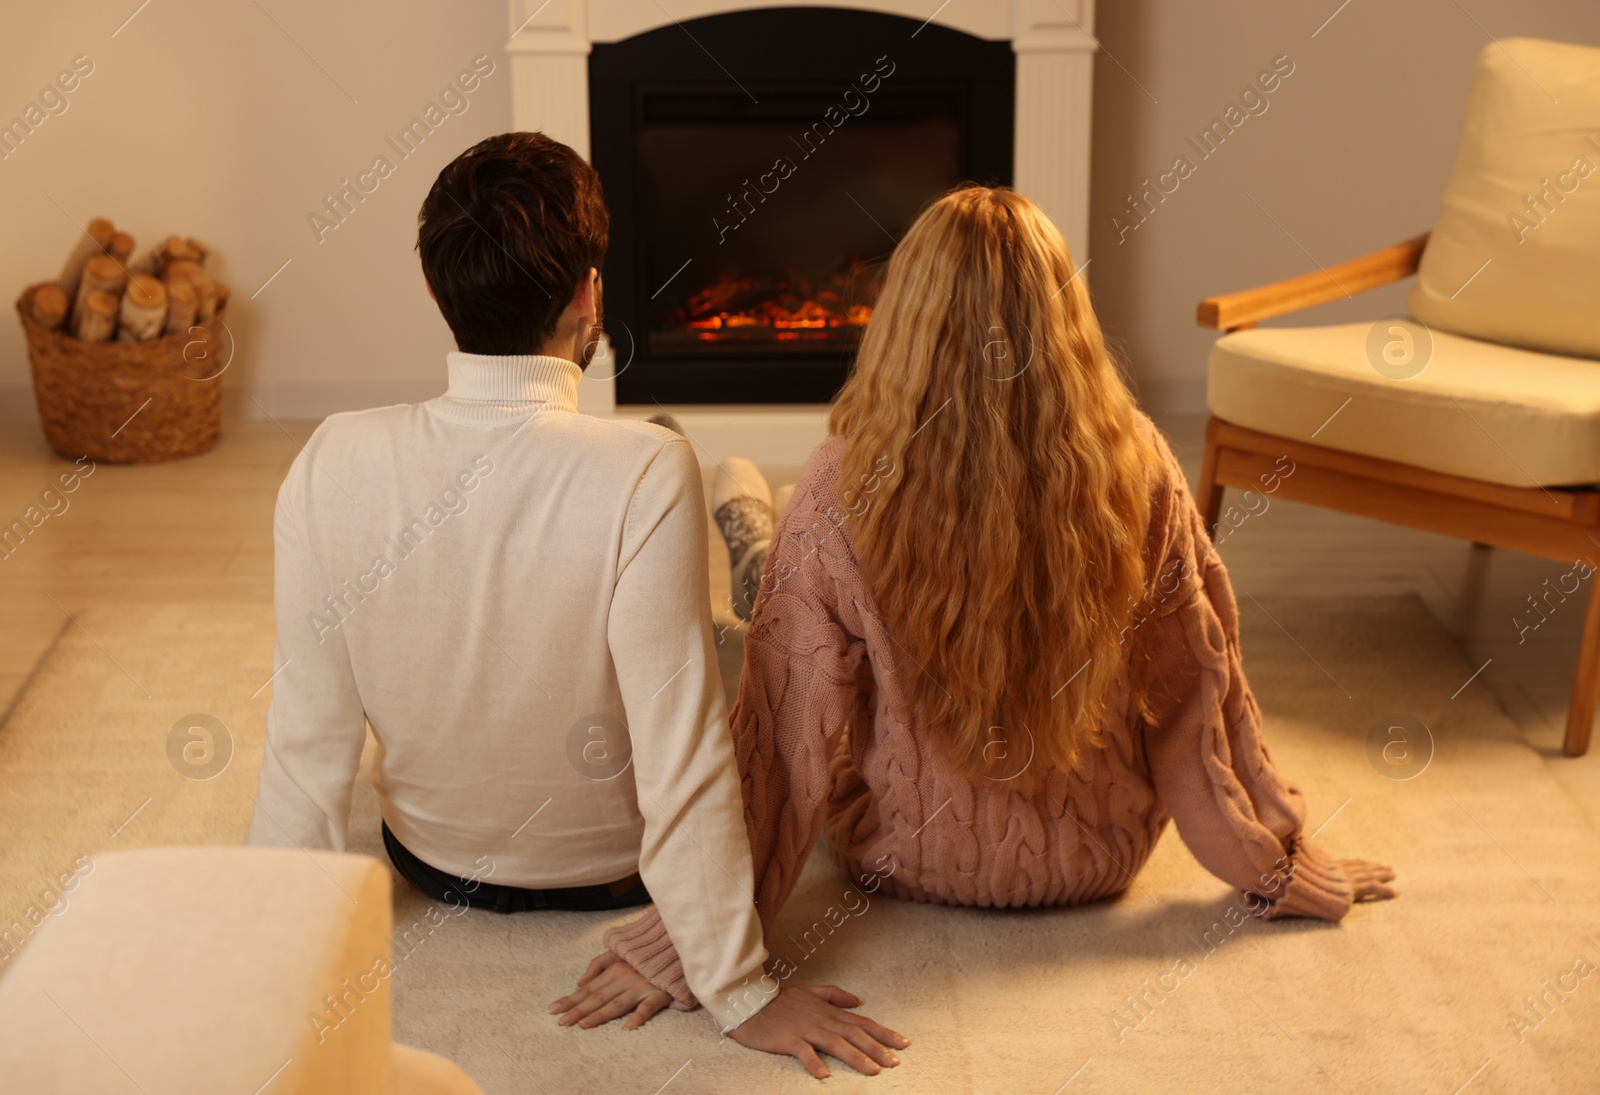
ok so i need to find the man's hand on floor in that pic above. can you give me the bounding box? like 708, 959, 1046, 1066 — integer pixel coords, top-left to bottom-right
549, 952, 672, 1030
727, 984, 909, 1079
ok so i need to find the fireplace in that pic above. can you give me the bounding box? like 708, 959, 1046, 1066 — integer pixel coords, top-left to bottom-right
589, 7, 1015, 404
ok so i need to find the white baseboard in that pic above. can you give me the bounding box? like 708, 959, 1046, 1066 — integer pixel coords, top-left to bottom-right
1, 380, 831, 468
5, 377, 1199, 463
254, 381, 447, 420
0, 382, 447, 423
615, 405, 831, 469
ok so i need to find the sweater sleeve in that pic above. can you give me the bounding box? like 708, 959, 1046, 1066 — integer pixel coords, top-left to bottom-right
605, 457, 863, 1027
601, 439, 773, 1033
1138, 475, 1353, 922
248, 453, 368, 851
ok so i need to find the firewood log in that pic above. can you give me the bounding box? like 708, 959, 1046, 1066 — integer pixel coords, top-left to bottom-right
74, 290, 118, 342
133, 236, 197, 277
162, 236, 202, 268
196, 281, 219, 324
29, 285, 69, 330
163, 259, 219, 323
73, 254, 127, 327
56, 218, 115, 298
108, 232, 135, 263
186, 237, 211, 264
117, 275, 168, 342
163, 259, 209, 287
164, 279, 198, 335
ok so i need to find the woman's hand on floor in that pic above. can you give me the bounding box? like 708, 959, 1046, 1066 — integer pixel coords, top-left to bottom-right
1338, 858, 1399, 902
548, 951, 672, 1030
727, 984, 909, 1079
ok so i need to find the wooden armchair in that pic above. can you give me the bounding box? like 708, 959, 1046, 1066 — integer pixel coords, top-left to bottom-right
1194, 231, 1600, 755
1193, 37, 1600, 755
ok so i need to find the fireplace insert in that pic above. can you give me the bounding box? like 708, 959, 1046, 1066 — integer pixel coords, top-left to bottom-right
589, 7, 1014, 404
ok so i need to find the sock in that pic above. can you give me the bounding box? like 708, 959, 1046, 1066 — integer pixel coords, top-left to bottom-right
734, 546, 769, 622
713, 457, 772, 621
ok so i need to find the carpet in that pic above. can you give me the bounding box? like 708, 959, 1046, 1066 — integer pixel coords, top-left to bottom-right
0, 595, 1597, 1094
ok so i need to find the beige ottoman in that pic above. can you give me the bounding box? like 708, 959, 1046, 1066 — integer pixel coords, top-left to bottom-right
0, 847, 483, 1094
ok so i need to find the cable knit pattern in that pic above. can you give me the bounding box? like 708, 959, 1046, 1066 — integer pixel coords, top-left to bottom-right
606, 415, 1353, 1012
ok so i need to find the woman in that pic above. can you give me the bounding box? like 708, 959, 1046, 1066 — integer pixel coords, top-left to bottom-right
553, 186, 1396, 1074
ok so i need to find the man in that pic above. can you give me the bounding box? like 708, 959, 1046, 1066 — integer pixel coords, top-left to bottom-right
248, 131, 903, 1078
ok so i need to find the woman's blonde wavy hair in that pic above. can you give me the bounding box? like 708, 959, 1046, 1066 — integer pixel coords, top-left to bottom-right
829, 186, 1154, 784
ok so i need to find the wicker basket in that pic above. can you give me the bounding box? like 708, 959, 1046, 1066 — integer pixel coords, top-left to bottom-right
15, 281, 227, 463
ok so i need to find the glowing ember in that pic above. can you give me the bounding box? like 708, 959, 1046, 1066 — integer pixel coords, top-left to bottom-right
663, 261, 878, 345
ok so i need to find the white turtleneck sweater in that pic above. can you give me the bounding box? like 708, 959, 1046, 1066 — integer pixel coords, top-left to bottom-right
247, 353, 774, 1030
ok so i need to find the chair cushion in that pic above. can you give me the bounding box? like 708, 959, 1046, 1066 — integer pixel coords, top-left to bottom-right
1408, 38, 1600, 360
1207, 322, 1600, 486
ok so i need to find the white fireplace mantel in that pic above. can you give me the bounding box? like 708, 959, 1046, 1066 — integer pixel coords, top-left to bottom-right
505, 0, 1098, 465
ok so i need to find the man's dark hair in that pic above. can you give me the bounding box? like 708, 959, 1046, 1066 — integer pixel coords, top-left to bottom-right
417, 132, 608, 355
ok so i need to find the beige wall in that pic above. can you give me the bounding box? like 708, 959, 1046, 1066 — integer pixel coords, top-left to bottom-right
1089, 1, 1600, 412
0, 0, 511, 418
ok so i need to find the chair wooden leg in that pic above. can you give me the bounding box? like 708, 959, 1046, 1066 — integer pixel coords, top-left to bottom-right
1450, 540, 1495, 638
1196, 418, 1224, 540
1565, 581, 1600, 755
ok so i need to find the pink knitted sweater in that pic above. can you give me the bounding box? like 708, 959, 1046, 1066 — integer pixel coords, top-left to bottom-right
605, 417, 1354, 1013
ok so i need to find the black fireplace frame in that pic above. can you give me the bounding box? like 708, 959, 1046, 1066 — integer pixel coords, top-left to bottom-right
589, 6, 1015, 405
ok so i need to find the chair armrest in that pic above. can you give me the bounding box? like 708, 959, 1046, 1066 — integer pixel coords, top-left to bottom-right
1197, 232, 1429, 331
